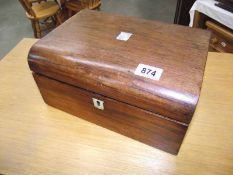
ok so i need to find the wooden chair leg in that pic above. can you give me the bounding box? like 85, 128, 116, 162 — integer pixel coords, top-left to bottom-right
55, 12, 62, 26
30, 20, 38, 38
35, 21, 41, 38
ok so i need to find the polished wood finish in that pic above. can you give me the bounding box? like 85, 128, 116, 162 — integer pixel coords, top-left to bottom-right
33, 73, 187, 155
65, 0, 82, 17
28, 10, 210, 154
65, 0, 101, 17
192, 11, 209, 28
206, 21, 233, 53
18, 0, 61, 38
28, 10, 210, 124
1, 38, 233, 174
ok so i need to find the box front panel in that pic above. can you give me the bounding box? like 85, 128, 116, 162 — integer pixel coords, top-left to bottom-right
33, 73, 188, 155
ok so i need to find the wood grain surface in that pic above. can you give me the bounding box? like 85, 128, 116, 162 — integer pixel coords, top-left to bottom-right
33, 73, 187, 155
1, 39, 233, 175
28, 10, 210, 124
206, 21, 233, 53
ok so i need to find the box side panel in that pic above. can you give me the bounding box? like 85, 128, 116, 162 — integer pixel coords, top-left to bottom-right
33, 73, 188, 155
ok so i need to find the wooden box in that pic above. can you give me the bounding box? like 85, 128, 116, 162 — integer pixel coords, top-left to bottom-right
28, 10, 210, 155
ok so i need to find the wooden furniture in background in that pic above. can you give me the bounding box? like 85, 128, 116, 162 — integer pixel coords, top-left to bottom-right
192, 10, 233, 53
18, 0, 61, 38
29, 0, 47, 5
192, 11, 210, 28
190, 1, 233, 30
65, 0, 101, 17
206, 21, 233, 53
0, 38, 233, 174
190, 1, 233, 53
28, 10, 210, 154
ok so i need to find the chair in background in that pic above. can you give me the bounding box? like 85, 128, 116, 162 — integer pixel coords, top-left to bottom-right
65, 0, 101, 17
29, 0, 47, 5
29, 0, 59, 5
18, 0, 61, 38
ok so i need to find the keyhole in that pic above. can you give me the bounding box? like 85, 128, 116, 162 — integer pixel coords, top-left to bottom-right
92, 98, 104, 110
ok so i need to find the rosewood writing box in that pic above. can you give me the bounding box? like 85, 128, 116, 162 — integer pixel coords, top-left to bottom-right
28, 10, 210, 155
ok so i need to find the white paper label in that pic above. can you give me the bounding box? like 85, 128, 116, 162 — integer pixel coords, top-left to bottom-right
134, 64, 163, 81
116, 32, 133, 41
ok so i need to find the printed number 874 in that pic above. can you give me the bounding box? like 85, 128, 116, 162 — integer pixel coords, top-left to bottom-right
141, 68, 156, 77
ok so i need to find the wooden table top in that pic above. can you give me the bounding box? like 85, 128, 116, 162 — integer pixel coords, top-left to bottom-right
0, 38, 233, 175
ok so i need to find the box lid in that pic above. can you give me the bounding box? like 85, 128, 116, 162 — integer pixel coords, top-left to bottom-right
28, 10, 210, 124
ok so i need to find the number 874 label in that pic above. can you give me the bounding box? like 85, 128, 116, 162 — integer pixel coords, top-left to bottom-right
134, 64, 163, 81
